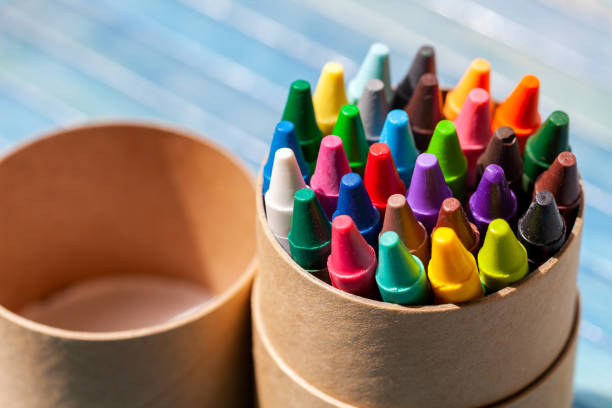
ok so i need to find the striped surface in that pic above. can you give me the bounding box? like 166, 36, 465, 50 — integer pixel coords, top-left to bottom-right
0, 0, 610, 405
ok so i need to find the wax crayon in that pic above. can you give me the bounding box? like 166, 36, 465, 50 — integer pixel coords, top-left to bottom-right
390, 45, 436, 110
478, 219, 528, 293
476, 126, 523, 197
404, 73, 444, 152
327, 215, 378, 298
313, 62, 349, 134
491, 75, 541, 153
434, 198, 480, 256
428, 227, 484, 304
426, 120, 468, 200
333, 173, 381, 249
381, 194, 430, 265
281, 79, 323, 172
263, 121, 310, 193
332, 104, 369, 176
288, 188, 332, 271
358, 79, 389, 144
347, 43, 392, 104
518, 191, 566, 268
406, 153, 452, 232
534, 152, 581, 233
310, 135, 352, 219
453, 88, 491, 187
363, 143, 406, 219
469, 164, 517, 235
376, 231, 430, 305
523, 110, 571, 193
443, 58, 491, 120
379, 109, 419, 187
265, 148, 308, 251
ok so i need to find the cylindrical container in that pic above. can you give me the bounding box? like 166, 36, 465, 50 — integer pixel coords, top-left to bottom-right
0, 123, 256, 407
254, 172, 584, 408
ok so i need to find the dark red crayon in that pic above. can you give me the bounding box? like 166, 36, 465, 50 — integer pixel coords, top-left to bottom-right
433, 198, 480, 256
404, 73, 444, 152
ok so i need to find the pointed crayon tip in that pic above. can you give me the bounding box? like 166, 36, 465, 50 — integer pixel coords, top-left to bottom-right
332, 104, 369, 176
434, 198, 480, 255
376, 231, 429, 305
358, 79, 389, 144
426, 120, 468, 199
379, 109, 419, 186
263, 120, 310, 193
313, 62, 349, 134
443, 58, 491, 120
347, 43, 392, 104
390, 45, 436, 110
477, 126, 523, 193
364, 143, 406, 218
328, 215, 377, 297
478, 219, 528, 292
310, 135, 352, 219
428, 227, 483, 303
404, 73, 444, 151
469, 164, 517, 235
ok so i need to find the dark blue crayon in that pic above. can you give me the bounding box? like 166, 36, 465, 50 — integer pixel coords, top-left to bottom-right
263, 120, 310, 193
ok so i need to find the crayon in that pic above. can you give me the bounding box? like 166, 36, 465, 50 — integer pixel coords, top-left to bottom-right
327, 215, 378, 298
347, 43, 392, 104
263, 121, 310, 193
434, 198, 480, 256
478, 219, 529, 293
428, 227, 484, 304
379, 109, 420, 187
289, 188, 332, 272
404, 73, 444, 152
534, 152, 581, 233
406, 153, 452, 233
390, 45, 436, 110
476, 126, 523, 198
381, 194, 430, 265
265, 148, 308, 251
491, 75, 541, 153
310, 135, 352, 219
313, 62, 349, 134
453, 88, 492, 187
281, 79, 323, 172
518, 191, 566, 269
376, 231, 430, 305
332, 104, 370, 176
333, 173, 382, 249
358, 79, 389, 144
363, 143, 406, 219
522, 110, 571, 193
426, 120, 468, 200
443, 58, 491, 120
469, 164, 517, 235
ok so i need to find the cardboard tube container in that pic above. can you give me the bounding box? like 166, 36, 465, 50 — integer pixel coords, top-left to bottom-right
0, 123, 256, 407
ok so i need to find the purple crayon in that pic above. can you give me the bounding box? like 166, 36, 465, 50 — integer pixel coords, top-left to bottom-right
468, 164, 517, 235
406, 153, 452, 232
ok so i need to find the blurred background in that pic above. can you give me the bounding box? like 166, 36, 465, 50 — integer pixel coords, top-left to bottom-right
0, 0, 609, 405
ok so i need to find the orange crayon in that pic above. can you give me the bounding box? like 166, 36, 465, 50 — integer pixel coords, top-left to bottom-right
443, 58, 491, 121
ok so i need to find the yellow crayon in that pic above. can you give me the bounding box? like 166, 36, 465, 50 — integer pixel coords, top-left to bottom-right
313, 62, 349, 134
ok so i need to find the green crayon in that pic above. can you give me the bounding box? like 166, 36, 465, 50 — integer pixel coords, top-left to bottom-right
332, 104, 369, 176
426, 120, 468, 200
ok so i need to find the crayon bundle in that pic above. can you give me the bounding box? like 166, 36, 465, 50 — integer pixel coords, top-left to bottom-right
263, 43, 580, 306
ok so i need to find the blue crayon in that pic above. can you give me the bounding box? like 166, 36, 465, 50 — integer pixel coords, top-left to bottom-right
379, 110, 420, 187
263, 121, 310, 193
333, 173, 381, 249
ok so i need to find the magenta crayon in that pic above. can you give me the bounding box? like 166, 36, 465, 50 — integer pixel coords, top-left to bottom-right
469, 164, 517, 235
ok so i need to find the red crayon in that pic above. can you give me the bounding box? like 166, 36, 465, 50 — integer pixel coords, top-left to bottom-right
363, 143, 406, 219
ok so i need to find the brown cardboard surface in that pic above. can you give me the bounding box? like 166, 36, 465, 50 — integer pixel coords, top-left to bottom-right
255, 171, 583, 408
0, 122, 256, 407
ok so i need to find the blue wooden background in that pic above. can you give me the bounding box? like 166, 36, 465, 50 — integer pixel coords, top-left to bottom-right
0, 0, 609, 405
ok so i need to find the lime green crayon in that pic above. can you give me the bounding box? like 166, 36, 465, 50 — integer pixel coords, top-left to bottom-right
426, 120, 468, 200
332, 105, 370, 176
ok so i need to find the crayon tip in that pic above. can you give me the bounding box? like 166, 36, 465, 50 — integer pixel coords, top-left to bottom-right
469, 164, 517, 235
492, 75, 541, 153
263, 120, 310, 193
404, 73, 444, 151
406, 153, 452, 232
332, 104, 370, 176
281, 80, 323, 171
478, 219, 529, 292
347, 43, 392, 104
379, 109, 419, 186
376, 231, 429, 305
477, 126, 523, 191
364, 143, 406, 218
310, 135, 352, 219
313, 62, 349, 134
443, 58, 491, 120
426, 120, 468, 199
328, 215, 378, 297
434, 198, 480, 255
358, 79, 389, 144
289, 188, 332, 271
391, 45, 436, 110
428, 227, 484, 303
